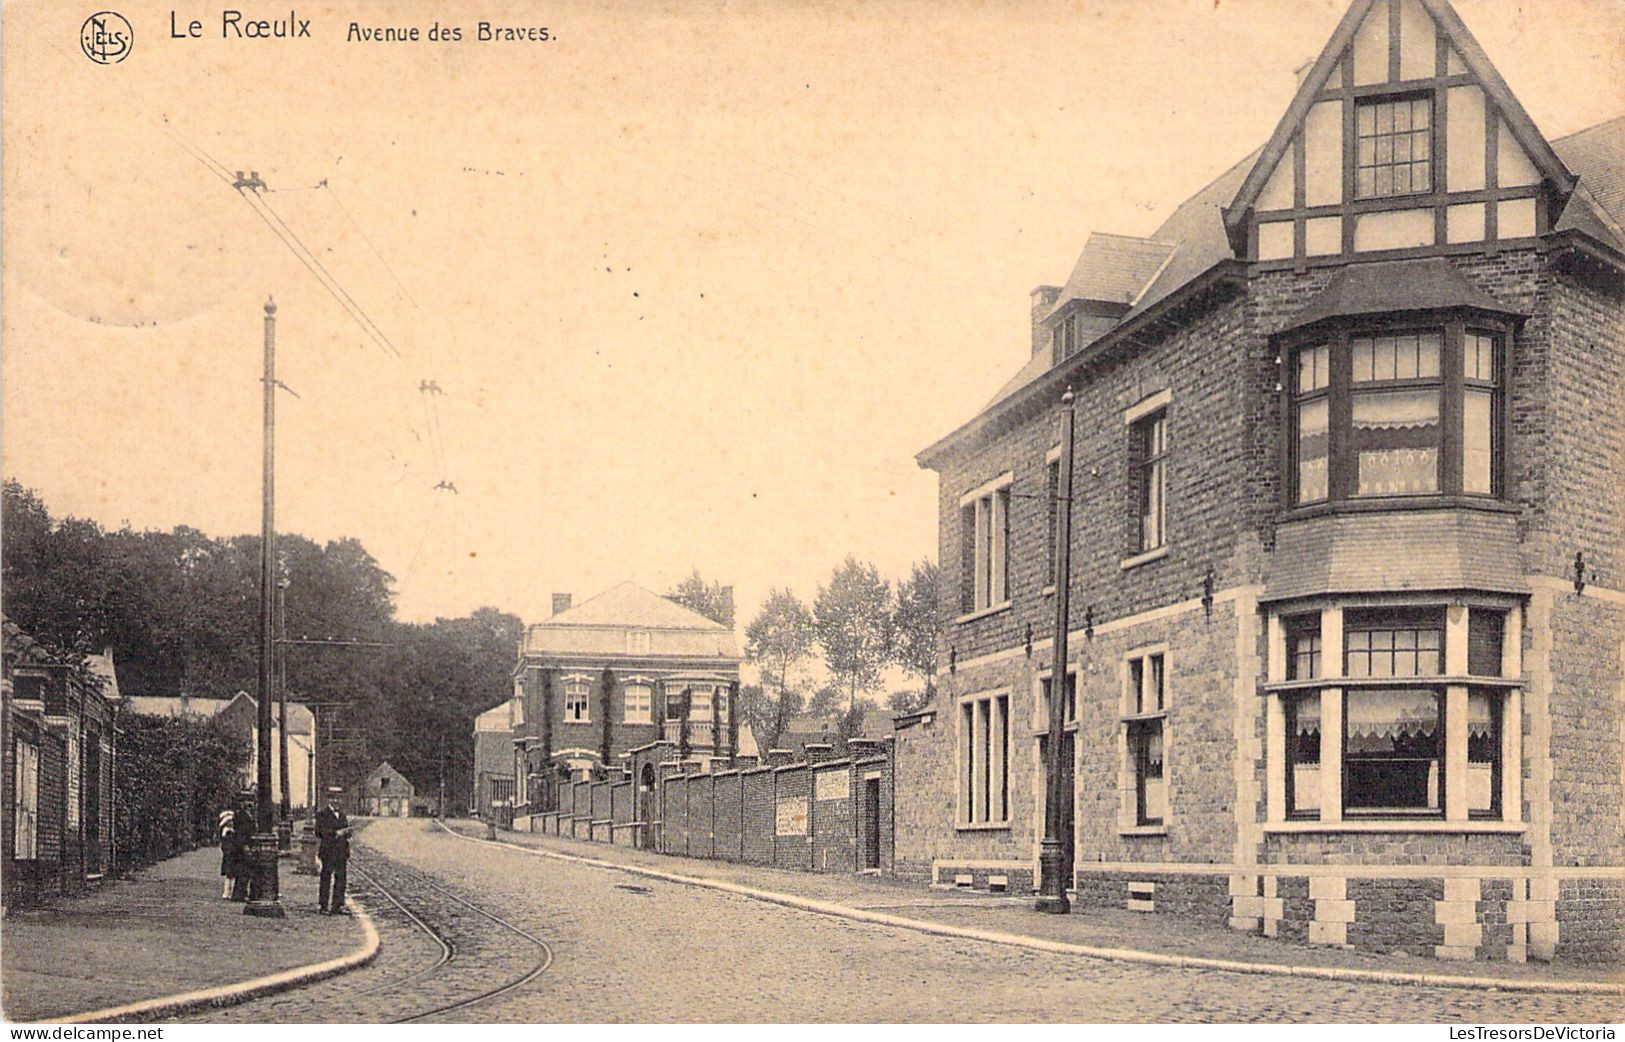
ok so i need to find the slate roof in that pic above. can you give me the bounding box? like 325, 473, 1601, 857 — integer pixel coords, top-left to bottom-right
124, 692, 317, 734
1048, 233, 1176, 316
1553, 116, 1625, 253
547, 581, 725, 630
946, 107, 1625, 454
525, 581, 741, 661
1281, 256, 1528, 334
474, 702, 513, 732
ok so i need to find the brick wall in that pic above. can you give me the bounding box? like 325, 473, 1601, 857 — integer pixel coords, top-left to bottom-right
936, 292, 1255, 666
527, 748, 896, 879
1545, 595, 1625, 867
742, 769, 775, 865
812, 763, 854, 873
714, 772, 744, 862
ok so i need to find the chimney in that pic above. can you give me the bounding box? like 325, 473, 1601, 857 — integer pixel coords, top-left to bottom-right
1031, 285, 1063, 359
551, 593, 573, 616
719, 585, 735, 628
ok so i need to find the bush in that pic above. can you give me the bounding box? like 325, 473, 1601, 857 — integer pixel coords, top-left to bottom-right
114, 713, 248, 870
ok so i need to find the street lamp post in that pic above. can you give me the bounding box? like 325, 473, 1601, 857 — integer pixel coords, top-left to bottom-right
1036, 387, 1077, 914
246, 297, 286, 918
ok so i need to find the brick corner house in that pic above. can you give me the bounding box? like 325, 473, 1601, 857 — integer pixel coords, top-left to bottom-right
899, 0, 1623, 963
509, 582, 749, 819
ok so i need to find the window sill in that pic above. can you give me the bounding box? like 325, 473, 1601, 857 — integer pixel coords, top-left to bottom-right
1120, 546, 1169, 571
1262, 676, 1521, 693
1119, 825, 1168, 837
1263, 819, 1525, 835
955, 601, 1012, 625
955, 821, 1012, 833
1278, 495, 1518, 524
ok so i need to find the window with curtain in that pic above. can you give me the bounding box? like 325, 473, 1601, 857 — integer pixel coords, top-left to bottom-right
1343, 688, 1442, 814
1350, 332, 1441, 496
1286, 692, 1321, 818
1294, 344, 1331, 504
1463, 331, 1502, 495
1284, 323, 1505, 506
1467, 690, 1501, 817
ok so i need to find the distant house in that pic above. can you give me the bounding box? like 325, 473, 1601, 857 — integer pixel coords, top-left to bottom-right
123, 691, 318, 812
512, 582, 749, 815
360, 761, 414, 818
2, 619, 121, 906
472, 698, 518, 815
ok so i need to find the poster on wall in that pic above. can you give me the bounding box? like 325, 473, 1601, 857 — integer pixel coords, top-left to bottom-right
775, 795, 809, 836
815, 770, 850, 802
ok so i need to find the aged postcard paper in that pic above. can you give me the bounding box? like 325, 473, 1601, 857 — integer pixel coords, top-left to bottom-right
3, 0, 1623, 1027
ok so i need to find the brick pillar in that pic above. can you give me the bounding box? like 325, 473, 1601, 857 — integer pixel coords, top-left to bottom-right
804, 743, 833, 764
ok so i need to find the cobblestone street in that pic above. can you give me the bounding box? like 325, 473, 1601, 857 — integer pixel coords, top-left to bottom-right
189, 818, 1622, 1023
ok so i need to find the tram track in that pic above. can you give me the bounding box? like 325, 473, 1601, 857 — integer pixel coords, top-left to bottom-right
348, 850, 554, 1023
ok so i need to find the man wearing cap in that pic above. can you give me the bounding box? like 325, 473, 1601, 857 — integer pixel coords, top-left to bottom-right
313, 786, 352, 915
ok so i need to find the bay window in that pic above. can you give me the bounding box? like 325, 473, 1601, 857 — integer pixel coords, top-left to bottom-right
1286, 321, 1508, 506
1267, 601, 1519, 826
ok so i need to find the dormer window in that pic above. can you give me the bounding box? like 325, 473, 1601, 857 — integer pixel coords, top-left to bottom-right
1355, 95, 1433, 199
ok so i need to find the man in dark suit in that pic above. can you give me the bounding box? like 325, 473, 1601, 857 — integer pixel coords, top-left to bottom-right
314, 786, 352, 915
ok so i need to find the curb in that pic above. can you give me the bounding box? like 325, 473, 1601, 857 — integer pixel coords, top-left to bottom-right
436, 821, 1624, 997
55, 901, 381, 1024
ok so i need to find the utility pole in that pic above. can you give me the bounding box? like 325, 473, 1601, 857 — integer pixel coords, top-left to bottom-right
246, 297, 286, 918
1036, 386, 1076, 915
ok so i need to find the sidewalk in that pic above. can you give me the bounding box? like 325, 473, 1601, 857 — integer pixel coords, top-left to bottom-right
2, 846, 367, 1022
444, 820, 1624, 990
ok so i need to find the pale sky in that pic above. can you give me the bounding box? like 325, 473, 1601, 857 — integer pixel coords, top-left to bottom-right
5, 0, 1623, 633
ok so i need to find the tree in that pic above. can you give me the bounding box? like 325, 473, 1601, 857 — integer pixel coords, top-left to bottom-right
744, 588, 815, 751
805, 683, 844, 723
599, 667, 616, 770
814, 556, 894, 718
888, 688, 932, 716
665, 569, 734, 627
892, 558, 942, 709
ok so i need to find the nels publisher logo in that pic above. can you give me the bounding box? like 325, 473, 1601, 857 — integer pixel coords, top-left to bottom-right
81, 11, 133, 64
